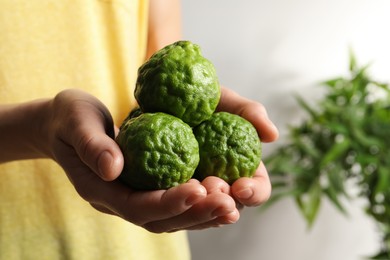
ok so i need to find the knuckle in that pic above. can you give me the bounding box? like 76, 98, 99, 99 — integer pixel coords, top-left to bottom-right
76, 134, 95, 159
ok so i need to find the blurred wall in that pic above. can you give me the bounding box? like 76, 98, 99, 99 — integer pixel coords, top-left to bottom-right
181, 1, 390, 260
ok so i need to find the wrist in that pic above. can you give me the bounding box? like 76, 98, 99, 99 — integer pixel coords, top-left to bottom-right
0, 98, 53, 162
30, 98, 55, 159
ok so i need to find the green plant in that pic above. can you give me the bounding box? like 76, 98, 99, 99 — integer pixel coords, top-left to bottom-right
264, 52, 390, 259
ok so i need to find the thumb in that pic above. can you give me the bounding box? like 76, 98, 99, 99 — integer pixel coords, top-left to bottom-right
55, 90, 124, 181
78, 132, 124, 181
75, 108, 124, 181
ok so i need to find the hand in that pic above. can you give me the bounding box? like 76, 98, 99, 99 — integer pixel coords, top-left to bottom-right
216, 86, 279, 208
44, 89, 239, 233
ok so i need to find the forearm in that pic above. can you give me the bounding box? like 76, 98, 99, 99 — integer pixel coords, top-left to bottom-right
146, 0, 182, 59
0, 99, 52, 163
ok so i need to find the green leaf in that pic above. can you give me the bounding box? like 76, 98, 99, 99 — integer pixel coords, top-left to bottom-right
326, 122, 349, 135
368, 250, 390, 259
295, 137, 321, 159
323, 186, 348, 216
295, 181, 322, 228
349, 47, 358, 72
352, 63, 372, 84
322, 77, 344, 88
355, 153, 379, 166
374, 168, 390, 195
351, 127, 383, 148
319, 138, 351, 168
327, 168, 347, 194
294, 94, 318, 119
372, 81, 390, 91
322, 99, 343, 114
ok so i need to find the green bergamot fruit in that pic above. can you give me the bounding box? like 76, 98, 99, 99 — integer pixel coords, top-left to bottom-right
135, 40, 220, 127
116, 112, 200, 190
193, 112, 262, 184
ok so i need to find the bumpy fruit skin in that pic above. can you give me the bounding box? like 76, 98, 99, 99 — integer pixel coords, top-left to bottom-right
116, 112, 200, 190
193, 112, 262, 184
135, 41, 220, 127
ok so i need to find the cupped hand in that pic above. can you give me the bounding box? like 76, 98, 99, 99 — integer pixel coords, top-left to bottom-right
44, 89, 239, 233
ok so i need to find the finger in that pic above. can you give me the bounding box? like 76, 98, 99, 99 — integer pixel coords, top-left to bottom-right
184, 210, 240, 230
79, 171, 240, 232
231, 162, 272, 207
142, 192, 237, 233
187, 178, 201, 185
216, 86, 279, 142
168, 209, 240, 232
122, 182, 208, 225
200, 176, 230, 194
64, 163, 208, 226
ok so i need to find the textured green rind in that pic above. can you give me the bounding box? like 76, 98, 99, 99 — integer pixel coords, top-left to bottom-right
116, 112, 200, 190
193, 112, 262, 184
135, 41, 220, 127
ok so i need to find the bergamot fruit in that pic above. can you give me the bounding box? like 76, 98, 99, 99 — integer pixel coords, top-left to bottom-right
193, 112, 262, 184
135, 40, 220, 127
116, 112, 200, 190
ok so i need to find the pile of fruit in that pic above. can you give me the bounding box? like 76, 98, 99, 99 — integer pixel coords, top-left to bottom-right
116, 41, 262, 190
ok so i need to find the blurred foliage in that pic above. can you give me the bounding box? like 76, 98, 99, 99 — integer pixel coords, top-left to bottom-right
264, 52, 390, 258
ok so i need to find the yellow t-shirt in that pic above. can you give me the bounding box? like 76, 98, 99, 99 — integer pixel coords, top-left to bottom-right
0, 1, 190, 259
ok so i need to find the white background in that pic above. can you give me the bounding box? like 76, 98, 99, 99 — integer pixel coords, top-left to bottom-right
181, 1, 390, 260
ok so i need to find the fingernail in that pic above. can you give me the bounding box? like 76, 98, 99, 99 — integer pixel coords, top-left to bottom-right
236, 188, 253, 200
